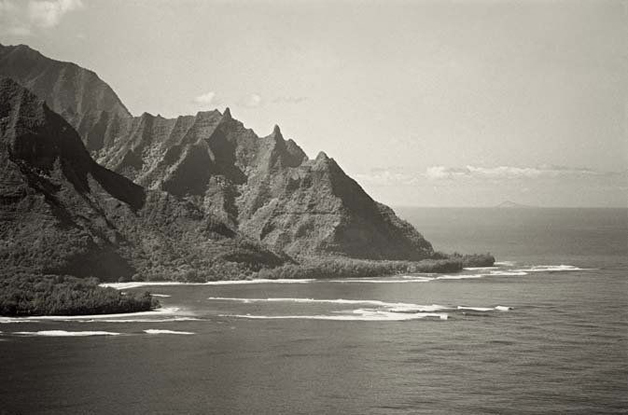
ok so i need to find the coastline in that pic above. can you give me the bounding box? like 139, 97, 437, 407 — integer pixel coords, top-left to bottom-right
0, 307, 183, 323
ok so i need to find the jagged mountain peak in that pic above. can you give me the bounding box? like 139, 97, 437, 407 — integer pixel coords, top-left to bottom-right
315, 151, 330, 161
0, 44, 436, 263
0, 78, 287, 280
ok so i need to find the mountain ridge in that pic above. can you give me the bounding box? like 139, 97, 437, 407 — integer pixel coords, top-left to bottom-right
0, 43, 132, 153
0, 77, 287, 281
0, 43, 494, 283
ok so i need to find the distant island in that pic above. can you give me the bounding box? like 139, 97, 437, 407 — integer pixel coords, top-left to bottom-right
0, 43, 493, 316
496, 201, 536, 209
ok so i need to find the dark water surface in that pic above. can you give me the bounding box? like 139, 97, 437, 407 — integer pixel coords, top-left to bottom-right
1, 208, 627, 414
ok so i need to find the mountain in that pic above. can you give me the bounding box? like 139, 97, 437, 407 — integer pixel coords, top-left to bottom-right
94, 109, 434, 260
0, 44, 494, 283
0, 77, 285, 281
0, 76, 139, 278
0, 43, 131, 153
0, 43, 435, 263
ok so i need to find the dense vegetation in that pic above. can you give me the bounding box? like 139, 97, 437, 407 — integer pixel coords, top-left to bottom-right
126, 253, 495, 282
0, 274, 158, 317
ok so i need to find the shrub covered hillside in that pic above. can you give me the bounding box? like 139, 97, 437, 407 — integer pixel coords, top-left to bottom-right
0, 274, 158, 317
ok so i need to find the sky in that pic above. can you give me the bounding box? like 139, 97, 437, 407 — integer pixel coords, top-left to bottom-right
1, 0, 626, 207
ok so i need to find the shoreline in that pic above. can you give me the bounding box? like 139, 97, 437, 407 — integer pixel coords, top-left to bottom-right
101, 279, 317, 290
0, 307, 182, 323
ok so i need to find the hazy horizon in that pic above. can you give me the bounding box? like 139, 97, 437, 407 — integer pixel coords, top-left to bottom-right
1, 0, 626, 207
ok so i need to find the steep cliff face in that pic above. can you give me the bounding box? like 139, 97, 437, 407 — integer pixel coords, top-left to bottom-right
95, 110, 434, 260
0, 78, 285, 281
0, 44, 435, 263
0, 77, 140, 278
0, 43, 131, 153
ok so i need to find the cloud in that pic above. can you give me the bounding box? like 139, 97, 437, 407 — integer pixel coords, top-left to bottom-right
0, 0, 29, 35
356, 165, 608, 186
192, 92, 265, 109
355, 168, 421, 186
0, 0, 17, 16
241, 93, 262, 108
0, 0, 81, 36
271, 96, 308, 104
425, 166, 470, 180
3, 24, 32, 36
28, 0, 82, 28
193, 91, 218, 106
424, 165, 600, 180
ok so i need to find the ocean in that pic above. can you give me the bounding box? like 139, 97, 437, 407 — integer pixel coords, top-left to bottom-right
1, 208, 626, 414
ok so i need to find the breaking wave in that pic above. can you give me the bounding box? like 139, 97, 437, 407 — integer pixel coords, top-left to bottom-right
457, 306, 513, 312
0, 317, 36, 324
436, 274, 484, 280
513, 265, 589, 272
143, 329, 195, 335
212, 296, 514, 321
13, 330, 121, 337
221, 310, 449, 322
463, 267, 497, 271
95, 262, 588, 293
77, 317, 202, 323
151, 294, 171, 298
0, 307, 184, 324
457, 306, 494, 312
207, 297, 451, 312
488, 271, 529, 276
329, 276, 434, 284
211, 296, 409, 307
102, 279, 316, 290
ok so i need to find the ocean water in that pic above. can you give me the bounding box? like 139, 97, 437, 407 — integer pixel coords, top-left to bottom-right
1, 208, 626, 414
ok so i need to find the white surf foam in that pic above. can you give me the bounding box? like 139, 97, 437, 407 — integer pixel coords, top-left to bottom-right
457, 306, 494, 312
0, 307, 183, 323
77, 317, 202, 323
208, 296, 401, 306
0, 318, 36, 324
387, 304, 452, 313
495, 306, 513, 311
150, 294, 171, 298
207, 297, 447, 312
329, 276, 435, 284
221, 310, 448, 322
489, 271, 528, 276
143, 329, 195, 335
494, 261, 516, 266
514, 265, 586, 272
13, 330, 121, 337
463, 267, 496, 271
102, 279, 316, 290
436, 274, 484, 280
